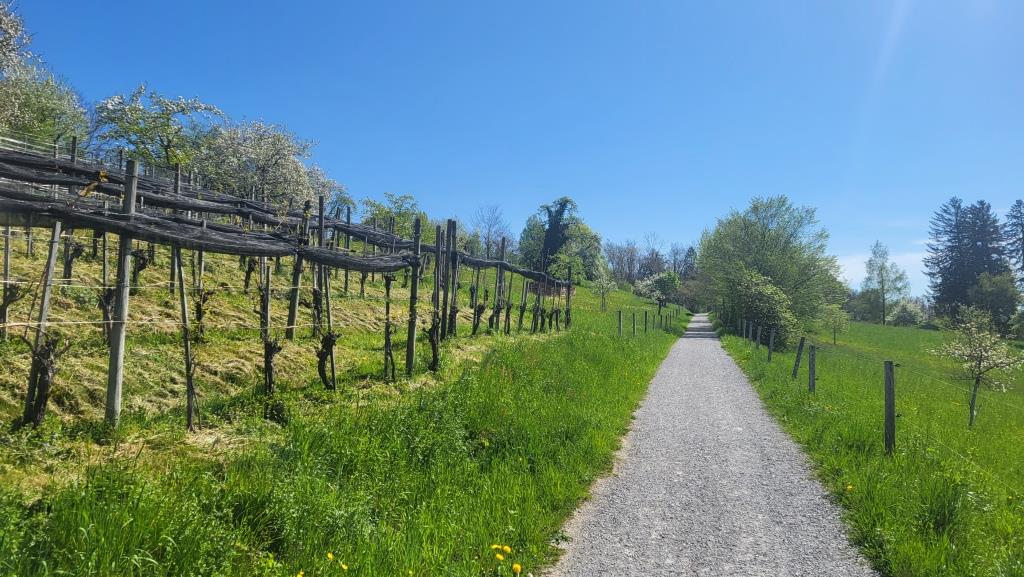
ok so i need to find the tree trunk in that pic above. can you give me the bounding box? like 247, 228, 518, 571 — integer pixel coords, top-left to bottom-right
968, 375, 981, 428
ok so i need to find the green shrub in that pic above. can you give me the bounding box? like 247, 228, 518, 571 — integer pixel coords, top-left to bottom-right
735, 268, 799, 349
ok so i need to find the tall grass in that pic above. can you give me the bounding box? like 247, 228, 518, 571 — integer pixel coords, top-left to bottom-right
720, 321, 1024, 577
0, 288, 688, 576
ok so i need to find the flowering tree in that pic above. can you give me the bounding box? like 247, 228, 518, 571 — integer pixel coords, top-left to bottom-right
933, 306, 1024, 427
0, 2, 31, 74
593, 273, 616, 311
819, 303, 849, 345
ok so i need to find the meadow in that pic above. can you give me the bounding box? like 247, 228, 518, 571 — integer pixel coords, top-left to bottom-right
720, 320, 1024, 577
0, 238, 688, 576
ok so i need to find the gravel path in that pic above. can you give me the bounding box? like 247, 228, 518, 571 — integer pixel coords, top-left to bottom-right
547, 314, 876, 577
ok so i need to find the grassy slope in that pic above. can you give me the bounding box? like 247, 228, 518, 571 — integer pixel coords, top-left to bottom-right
719, 320, 1024, 577
0, 235, 690, 577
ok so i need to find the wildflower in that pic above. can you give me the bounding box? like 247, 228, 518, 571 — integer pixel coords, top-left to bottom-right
512, 563, 523, 574
327, 552, 334, 561
845, 484, 854, 492
502, 545, 512, 554
341, 564, 349, 571
297, 572, 304, 577
491, 544, 501, 550
495, 553, 505, 561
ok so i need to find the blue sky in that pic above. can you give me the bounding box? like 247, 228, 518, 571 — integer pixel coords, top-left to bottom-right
18, 0, 1024, 294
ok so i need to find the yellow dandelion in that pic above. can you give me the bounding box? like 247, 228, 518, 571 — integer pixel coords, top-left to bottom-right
512, 563, 523, 575
845, 484, 854, 492
495, 553, 505, 561
297, 572, 304, 577
502, 545, 512, 554
327, 552, 334, 561
491, 544, 501, 550
341, 563, 349, 571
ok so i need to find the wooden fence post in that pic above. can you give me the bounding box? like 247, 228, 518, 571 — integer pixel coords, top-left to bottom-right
439, 220, 451, 338
632, 311, 636, 336
564, 266, 572, 329
644, 310, 648, 333
791, 336, 805, 379
618, 310, 622, 336
768, 328, 775, 362
447, 220, 459, 338
406, 217, 421, 376
105, 160, 138, 427
808, 345, 816, 393
343, 206, 351, 294
493, 237, 506, 331
884, 360, 896, 455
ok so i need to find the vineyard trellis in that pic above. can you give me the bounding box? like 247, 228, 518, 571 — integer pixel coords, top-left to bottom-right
0, 138, 571, 429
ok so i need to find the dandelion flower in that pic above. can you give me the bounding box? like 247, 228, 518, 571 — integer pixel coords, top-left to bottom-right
502, 545, 512, 554
327, 552, 334, 561
297, 572, 304, 577
512, 563, 523, 574
845, 484, 854, 492
495, 553, 505, 561
341, 564, 349, 571
491, 544, 501, 550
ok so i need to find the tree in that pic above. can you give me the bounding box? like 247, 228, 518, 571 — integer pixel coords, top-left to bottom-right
0, 65, 86, 144
698, 196, 845, 328
820, 304, 850, 344
193, 120, 312, 206
549, 221, 604, 281
517, 215, 546, 270
361, 192, 424, 240
93, 83, 222, 167
967, 272, 1021, 335
889, 299, 925, 327
862, 241, 909, 325
680, 246, 697, 279
925, 198, 1009, 316
539, 196, 577, 264
932, 307, 1023, 427
306, 164, 354, 217
593, 272, 617, 311
634, 271, 680, 313
604, 240, 640, 284
472, 204, 511, 259
1004, 199, 1024, 286
734, 267, 800, 349
0, 2, 31, 74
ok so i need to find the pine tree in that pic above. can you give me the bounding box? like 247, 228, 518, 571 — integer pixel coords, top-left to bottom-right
965, 200, 1007, 278
925, 197, 970, 315
1004, 199, 1024, 285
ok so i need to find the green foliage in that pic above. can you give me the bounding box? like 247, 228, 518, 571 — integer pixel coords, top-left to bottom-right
93, 83, 223, 167
734, 268, 800, 349
698, 195, 845, 328
0, 65, 86, 144
932, 306, 1023, 394
862, 241, 910, 325
819, 303, 850, 342
517, 215, 546, 270
889, 299, 925, 327
722, 321, 1024, 577
967, 272, 1021, 335
550, 221, 603, 281
360, 192, 424, 240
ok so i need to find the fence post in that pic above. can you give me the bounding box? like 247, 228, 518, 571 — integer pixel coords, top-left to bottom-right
792, 336, 805, 379
884, 361, 896, 455
644, 310, 648, 333
285, 200, 311, 340
406, 218, 422, 376
618, 310, 622, 336
632, 312, 636, 336
808, 345, 816, 393
22, 221, 62, 425
105, 159, 138, 427
343, 206, 351, 294
173, 245, 196, 431
767, 328, 775, 362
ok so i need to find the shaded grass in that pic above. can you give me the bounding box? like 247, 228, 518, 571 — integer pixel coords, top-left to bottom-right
719, 320, 1024, 577
0, 267, 689, 576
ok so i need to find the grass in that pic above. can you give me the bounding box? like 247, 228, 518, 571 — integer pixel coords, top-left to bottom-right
0, 232, 690, 576
718, 319, 1024, 577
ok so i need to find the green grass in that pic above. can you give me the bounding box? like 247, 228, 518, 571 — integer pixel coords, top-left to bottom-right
718, 320, 1024, 577
0, 259, 689, 576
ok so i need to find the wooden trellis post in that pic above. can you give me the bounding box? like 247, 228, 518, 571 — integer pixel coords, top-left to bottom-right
22, 221, 62, 425
344, 206, 352, 294
286, 200, 311, 340
493, 237, 506, 331
169, 165, 180, 294
105, 160, 139, 427
173, 245, 197, 431
406, 217, 422, 376
319, 195, 336, 388
1, 223, 9, 339
565, 266, 573, 329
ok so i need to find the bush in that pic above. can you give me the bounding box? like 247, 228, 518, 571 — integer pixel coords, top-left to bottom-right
735, 268, 800, 349
889, 300, 925, 327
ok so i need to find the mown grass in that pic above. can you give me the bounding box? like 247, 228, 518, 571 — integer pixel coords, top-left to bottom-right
719, 320, 1024, 577
0, 261, 688, 576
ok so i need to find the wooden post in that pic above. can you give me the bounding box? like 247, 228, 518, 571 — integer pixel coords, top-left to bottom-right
1, 223, 8, 339
105, 160, 138, 427
808, 345, 816, 393
286, 200, 311, 340
173, 246, 197, 431
565, 266, 573, 329
791, 336, 805, 379
768, 328, 775, 362
644, 310, 648, 333
318, 195, 336, 388
632, 311, 636, 336
618, 310, 622, 336
406, 217, 422, 376
447, 221, 460, 337
493, 237, 506, 331
884, 360, 895, 455
439, 220, 451, 338
343, 206, 351, 294
22, 221, 62, 424
169, 165, 180, 294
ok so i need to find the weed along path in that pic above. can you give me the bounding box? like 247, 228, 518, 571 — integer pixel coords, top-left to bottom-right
547, 314, 876, 577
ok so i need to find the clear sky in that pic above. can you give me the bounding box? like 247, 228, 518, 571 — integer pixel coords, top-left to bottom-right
18, 0, 1024, 294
